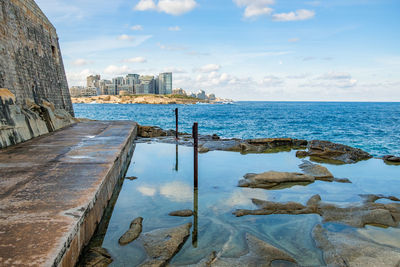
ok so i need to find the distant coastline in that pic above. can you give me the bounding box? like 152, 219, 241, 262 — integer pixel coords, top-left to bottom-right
71, 94, 231, 105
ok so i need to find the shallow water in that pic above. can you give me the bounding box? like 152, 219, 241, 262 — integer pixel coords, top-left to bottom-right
89, 142, 400, 266
73, 102, 400, 156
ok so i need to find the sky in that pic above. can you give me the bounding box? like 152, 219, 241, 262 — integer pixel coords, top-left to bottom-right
35, 0, 400, 101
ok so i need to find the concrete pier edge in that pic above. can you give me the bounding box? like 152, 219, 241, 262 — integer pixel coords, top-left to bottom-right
56, 123, 137, 267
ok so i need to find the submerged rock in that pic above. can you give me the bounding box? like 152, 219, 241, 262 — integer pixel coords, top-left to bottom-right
140, 223, 192, 267
233, 194, 400, 228
297, 140, 372, 164
313, 224, 400, 267
118, 217, 143, 245
211, 233, 297, 267
79, 247, 113, 267
169, 209, 194, 217
238, 171, 315, 189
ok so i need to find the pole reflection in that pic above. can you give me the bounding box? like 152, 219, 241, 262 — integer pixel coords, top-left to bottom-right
192, 187, 198, 247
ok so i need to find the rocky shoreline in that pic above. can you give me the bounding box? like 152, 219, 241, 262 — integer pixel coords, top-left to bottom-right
71, 95, 228, 105
135, 125, 399, 164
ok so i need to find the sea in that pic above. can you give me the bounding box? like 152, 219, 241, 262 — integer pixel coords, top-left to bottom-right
74, 101, 400, 157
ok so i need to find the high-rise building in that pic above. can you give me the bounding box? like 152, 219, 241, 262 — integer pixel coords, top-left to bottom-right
125, 74, 140, 86
87, 75, 100, 88
158, 72, 172, 95
138, 75, 155, 94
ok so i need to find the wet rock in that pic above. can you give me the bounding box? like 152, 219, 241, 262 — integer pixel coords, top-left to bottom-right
313, 224, 400, 267
298, 160, 333, 180
212, 233, 297, 267
169, 209, 194, 217
138, 125, 175, 138
238, 171, 315, 189
212, 134, 220, 140
233, 194, 400, 228
298, 140, 372, 164
140, 223, 192, 267
295, 151, 308, 158
118, 217, 143, 245
383, 155, 400, 163
79, 247, 113, 267
200, 140, 241, 152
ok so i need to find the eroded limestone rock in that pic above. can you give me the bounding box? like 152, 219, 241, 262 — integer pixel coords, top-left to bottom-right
137, 125, 176, 138
118, 217, 143, 245
234, 194, 400, 228
140, 223, 192, 267
297, 140, 372, 164
169, 209, 194, 217
238, 171, 315, 189
313, 224, 400, 267
299, 160, 351, 183
0, 89, 75, 148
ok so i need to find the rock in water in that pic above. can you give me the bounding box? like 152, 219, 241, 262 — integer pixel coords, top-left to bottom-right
383, 155, 400, 163
212, 233, 297, 267
298, 140, 372, 164
140, 223, 192, 266
239, 171, 315, 189
298, 160, 334, 180
119, 217, 143, 245
313, 224, 400, 267
79, 247, 113, 267
168, 209, 194, 217
233, 194, 400, 228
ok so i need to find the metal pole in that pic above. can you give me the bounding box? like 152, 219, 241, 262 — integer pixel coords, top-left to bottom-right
192, 122, 198, 189
175, 108, 178, 140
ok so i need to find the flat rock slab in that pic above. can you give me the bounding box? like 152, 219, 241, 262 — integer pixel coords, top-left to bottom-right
0, 121, 137, 266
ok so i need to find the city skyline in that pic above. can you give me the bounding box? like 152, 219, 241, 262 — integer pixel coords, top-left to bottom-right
35, 0, 400, 101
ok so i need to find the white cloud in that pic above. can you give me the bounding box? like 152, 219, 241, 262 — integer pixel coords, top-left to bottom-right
122, 57, 147, 63
288, 38, 300, 43
272, 9, 315, 21
157, 43, 187, 51
131, 25, 143, 31
168, 26, 182, 31
134, 0, 157, 11
195, 64, 221, 73
72, 58, 92, 66
66, 69, 94, 86
62, 35, 152, 56
134, 0, 197, 15
104, 65, 133, 76
163, 67, 187, 73
301, 71, 358, 88
118, 34, 136, 41
234, 0, 275, 18
260, 75, 284, 87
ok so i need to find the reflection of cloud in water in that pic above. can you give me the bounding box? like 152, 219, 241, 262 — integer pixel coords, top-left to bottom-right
217, 188, 269, 212
160, 181, 192, 203
137, 186, 156, 196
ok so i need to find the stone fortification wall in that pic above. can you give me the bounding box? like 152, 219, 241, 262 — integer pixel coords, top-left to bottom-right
0, 0, 75, 148
0, 0, 73, 115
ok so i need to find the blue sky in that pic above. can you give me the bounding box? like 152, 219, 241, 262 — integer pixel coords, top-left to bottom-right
35, 0, 400, 101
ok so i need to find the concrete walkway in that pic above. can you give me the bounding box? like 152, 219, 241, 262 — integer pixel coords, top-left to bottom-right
0, 121, 137, 266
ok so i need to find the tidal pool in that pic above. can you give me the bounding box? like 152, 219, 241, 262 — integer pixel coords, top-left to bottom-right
84, 142, 400, 266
